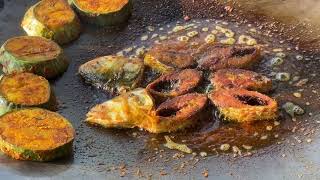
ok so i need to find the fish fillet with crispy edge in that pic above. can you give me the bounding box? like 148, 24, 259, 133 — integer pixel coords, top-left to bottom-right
78, 55, 144, 93
146, 69, 202, 102
140, 93, 208, 133
195, 44, 261, 71
144, 41, 200, 73
212, 69, 272, 93
86, 88, 155, 129
86, 90, 208, 133
209, 88, 278, 122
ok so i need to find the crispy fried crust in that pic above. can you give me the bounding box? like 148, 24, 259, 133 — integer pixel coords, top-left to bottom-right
0, 108, 74, 161
144, 41, 198, 73
0, 73, 50, 106
212, 69, 272, 93
79, 56, 144, 93
74, 0, 129, 13
209, 88, 278, 122
34, 0, 76, 29
73, 0, 132, 26
146, 69, 202, 101
4, 36, 60, 61
0, 36, 68, 79
86, 88, 155, 129
86, 90, 208, 133
195, 44, 261, 71
140, 93, 208, 133
21, 0, 81, 44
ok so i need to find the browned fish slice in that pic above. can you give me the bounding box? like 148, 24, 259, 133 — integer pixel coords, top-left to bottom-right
195, 44, 261, 71
209, 88, 278, 123
211, 69, 272, 93
144, 41, 199, 73
146, 69, 202, 102
140, 93, 208, 133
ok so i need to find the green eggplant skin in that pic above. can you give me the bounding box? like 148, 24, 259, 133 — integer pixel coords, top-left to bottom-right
21, 0, 81, 45
0, 36, 69, 79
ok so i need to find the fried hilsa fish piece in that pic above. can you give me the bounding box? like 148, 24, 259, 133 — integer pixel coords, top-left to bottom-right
195, 44, 261, 71
141, 93, 208, 133
212, 69, 272, 93
146, 69, 202, 102
209, 88, 278, 122
144, 41, 199, 73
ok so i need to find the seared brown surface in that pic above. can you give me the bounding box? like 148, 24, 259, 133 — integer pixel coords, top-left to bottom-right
195, 44, 260, 71
0, 73, 50, 105
142, 93, 208, 132
34, 0, 75, 29
211, 69, 272, 93
209, 88, 278, 122
1, 0, 320, 179
147, 69, 202, 101
0, 108, 74, 151
74, 0, 129, 13
4, 36, 60, 61
146, 41, 198, 69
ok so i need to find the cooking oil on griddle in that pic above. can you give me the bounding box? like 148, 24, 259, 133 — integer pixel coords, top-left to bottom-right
116, 19, 319, 156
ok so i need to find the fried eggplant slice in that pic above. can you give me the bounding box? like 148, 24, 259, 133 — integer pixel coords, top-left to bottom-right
0, 73, 56, 116
72, 0, 132, 26
0, 36, 68, 79
79, 55, 144, 93
146, 69, 202, 101
209, 89, 278, 122
144, 41, 199, 73
140, 93, 208, 133
21, 0, 81, 44
195, 44, 261, 71
0, 108, 75, 161
212, 69, 272, 93
86, 88, 155, 128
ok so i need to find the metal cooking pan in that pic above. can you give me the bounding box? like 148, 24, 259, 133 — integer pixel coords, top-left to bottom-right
0, 0, 320, 179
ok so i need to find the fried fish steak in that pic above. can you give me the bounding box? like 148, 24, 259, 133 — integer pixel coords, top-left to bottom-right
209, 88, 278, 122
86, 88, 155, 129
140, 93, 208, 133
144, 41, 199, 73
146, 69, 202, 102
195, 44, 261, 71
211, 69, 272, 93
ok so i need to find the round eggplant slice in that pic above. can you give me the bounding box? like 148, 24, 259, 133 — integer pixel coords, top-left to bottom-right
78, 55, 144, 93
195, 44, 261, 71
144, 41, 199, 73
0, 36, 68, 79
72, 0, 132, 26
86, 88, 155, 129
209, 88, 278, 122
21, 0, 81, 44
0, 108, 75, 161
0, 73, 56, 116
141, 93, 208, 133
211, 69, 272, 93
146, 69, 202, 101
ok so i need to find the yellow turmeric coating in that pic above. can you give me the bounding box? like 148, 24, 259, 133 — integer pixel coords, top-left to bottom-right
4, 36, 60, 62
0, 73, 50, 106
34, 0, 75, 29
74, 0, 129, 13
0, 108, 74, 151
